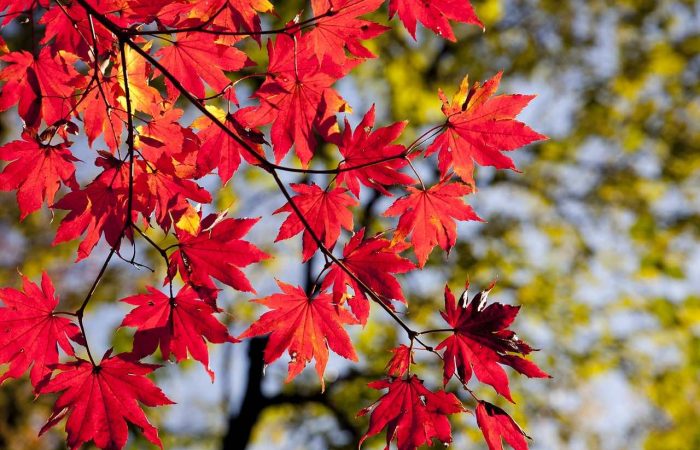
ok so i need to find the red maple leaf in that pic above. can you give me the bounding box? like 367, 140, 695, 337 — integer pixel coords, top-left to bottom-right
77, 71, 125, 152
137, 154, 212, 232
239, 281, 358, 389
335, 105, 414, 197
306, 0, 389, 65
241, 33, 356, 166
384, 179, 481, 267
274, 183, 358, 262
134, 103, 191, 163
168, 214, 269, 296
321, 228, 414, 324
0, 132, 79, 219
193, 106, 265, 183
156, 32, 251, 100
38, 351, 173, 450
121, 285, 236, 380
385, 344, 414, 377
0, 272, 83, 388
53, 153, 141, 261
149, 0, 272, 41
476, 401, 530, 450
0, 47, 82, 129
436, 283, 549, 401
120, 0, 166, 23
388, 0, 483, 41
205, 0, 275, 38
426, 72, 547, 187
358, 375, 464, 450
40, 1, 116, 59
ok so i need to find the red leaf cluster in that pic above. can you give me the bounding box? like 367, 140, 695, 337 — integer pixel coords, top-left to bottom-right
0, 0, 550, 448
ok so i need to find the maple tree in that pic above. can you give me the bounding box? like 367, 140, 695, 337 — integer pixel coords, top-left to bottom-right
0, 0, 550, 449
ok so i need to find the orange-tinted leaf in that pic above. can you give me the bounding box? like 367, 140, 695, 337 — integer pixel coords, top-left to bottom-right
426, 73, 547, 187
208, 0, 275, 40
115, 41, 160, 113
138, 154, 212, 231
239, 281, 358, 390
384, 180, 481, 267
40, 2, 115, 59
77, 71, 124, 152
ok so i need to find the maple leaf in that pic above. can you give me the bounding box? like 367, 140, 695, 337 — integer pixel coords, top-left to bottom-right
335, 105, 414, 197
384, 179, 481, 267
193, 105, 265, 183
385, 344, 414, 377
122, 0, 172, 23
138, 154, 212, 232
321, 228, 414, 324
156, 32, 251, 100
426, 72, 548, 187
115, 41, 160, 113
40, 1, 116, 59
132, 105, 213, 229
121, 285, 236, 380
274, 183, 358, 262
0, 47, 82, 129
436, 283, 550, 401
241, 33, 356, 167
134, 103, 190, 162
476, 401, 530, 450
53, 153, 141, 261
168, 214, 268, 296
389, 0, 483, 41
358, 375, 464, 450
77, 71, 125, 152
39, 351, 173, 450
307, 0, 389, 65
0, 272, 83, 388
200, 0, 275, 40
0, 132, 79, 219
239, 281, 358, 390
149, 0, 268, 37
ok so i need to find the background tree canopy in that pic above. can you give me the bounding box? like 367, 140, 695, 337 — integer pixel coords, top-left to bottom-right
0, 0, 698, 449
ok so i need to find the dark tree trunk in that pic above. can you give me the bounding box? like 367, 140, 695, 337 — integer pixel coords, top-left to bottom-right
221, 336, 268, 450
